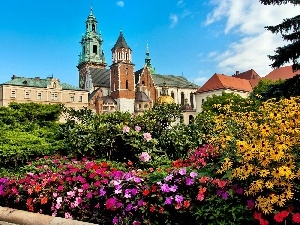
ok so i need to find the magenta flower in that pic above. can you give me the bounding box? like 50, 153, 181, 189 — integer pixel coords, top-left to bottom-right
175, 195, 183, 204
178, 168, 186, 175
185, 177, 194, 185
86, 192, 93, 199
165, 196, 173, 205
164, 174, 173, 182
112, 217, 119, 224
190, 171, 198, 178
169, 185, 178, 192
99, 187, 106, 196
106, 197, 117, 210
161, 183, 170, 192
247, 199, 255, 209
143, 132, 152, 141
125, 203, 133, 211
131, 188, 138, 196
57, 185, 63, 191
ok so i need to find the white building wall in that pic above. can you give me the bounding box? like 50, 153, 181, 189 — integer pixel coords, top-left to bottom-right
195, 89, 250, 113
116, 98, 135, 113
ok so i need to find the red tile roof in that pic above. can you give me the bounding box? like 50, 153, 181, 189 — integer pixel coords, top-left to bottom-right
263, 65, 299, 81
197, 73, 253, 93
232, 69, 261, 88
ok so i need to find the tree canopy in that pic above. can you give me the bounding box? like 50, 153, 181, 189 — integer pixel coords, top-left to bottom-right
259, 0, 300, 71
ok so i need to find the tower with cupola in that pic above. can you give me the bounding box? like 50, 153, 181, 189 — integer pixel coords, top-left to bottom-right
110, 31, 135, 112
77, 8, 106, 89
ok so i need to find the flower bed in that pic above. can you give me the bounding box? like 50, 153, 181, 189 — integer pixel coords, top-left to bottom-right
0, 146, 253, 225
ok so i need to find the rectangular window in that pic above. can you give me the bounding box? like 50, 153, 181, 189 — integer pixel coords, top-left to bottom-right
79, 96, 83, 102
93, 45, 97, 54
70, 95, 75, 102
10, 90, 16, 98
51, 93, 58, 100
25, 91, 30, 99
37, 92, 42, 100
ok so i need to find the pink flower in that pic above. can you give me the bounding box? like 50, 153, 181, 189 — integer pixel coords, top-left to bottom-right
57, 185, 63, 191
139, 152, 151, 162
65, 212, 72, 219
123, 126, 130, 133
190, 171, 198, 178
143, 132, 152, 141
135, 126, 141, 132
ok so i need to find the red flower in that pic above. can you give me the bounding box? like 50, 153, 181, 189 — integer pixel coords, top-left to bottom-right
254, 211, 262, 220
151, 185, 157, 193
274, 212, 284, 223
40, 196, 48, 205
293, 213, 300, 223
259, 219, 269, 225
150, 205, 156, 212
143, 189, 150, 196
159, 207, 164, 214
183, 200, 190, 208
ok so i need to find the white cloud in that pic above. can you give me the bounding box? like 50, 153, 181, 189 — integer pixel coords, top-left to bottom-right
177, 0, 184, 7
208, 51, 218, 58
194, 76, 209, 85
169, 14, 178, 28
116, 1, 124, 7
205, 0, 300, 76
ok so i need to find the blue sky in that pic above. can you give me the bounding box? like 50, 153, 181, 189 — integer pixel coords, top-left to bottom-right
0, 0, 299, 87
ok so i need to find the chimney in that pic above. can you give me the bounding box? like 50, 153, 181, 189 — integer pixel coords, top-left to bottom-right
35, 77, 40, 80
12, 75, 17, 79
236, 71, 239, 76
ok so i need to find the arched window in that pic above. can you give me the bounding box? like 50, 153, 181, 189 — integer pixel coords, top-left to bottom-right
92, 24, 95, 31
190, 93, 194, 108
126, 80, 129, 89
171, 91, 175, 99
181, 92, 185, 105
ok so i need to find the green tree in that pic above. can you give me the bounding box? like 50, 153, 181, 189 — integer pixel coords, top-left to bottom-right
202, 92, 257, 114
250, 79, 284, 99
259, 0, 300, 71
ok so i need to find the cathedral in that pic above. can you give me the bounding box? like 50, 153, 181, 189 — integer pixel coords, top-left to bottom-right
77, 9, 198, 120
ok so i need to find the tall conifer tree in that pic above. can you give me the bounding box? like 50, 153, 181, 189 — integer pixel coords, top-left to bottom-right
259, 0, 300, 71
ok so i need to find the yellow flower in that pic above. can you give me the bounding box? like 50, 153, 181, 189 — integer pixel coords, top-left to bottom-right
272, 168, 281, 179
277, 195, 286, 207
259, 169, 270, 178
268, 193, 279, 204
285, 189, 294, 200
265, 181, 274, 189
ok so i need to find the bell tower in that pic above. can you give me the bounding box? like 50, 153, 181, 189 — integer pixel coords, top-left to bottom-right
77, 8, 106, 89
110, 31, 135, 112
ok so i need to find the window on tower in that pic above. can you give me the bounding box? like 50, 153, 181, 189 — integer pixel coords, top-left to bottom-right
83, 46, 86, 54
126, 80, 129, 89
92, 24, 95, 31
93, 45, 97, 54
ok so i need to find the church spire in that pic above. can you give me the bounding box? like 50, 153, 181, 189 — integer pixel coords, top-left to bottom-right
145, 43, 151, 67
144, 44, 155, 74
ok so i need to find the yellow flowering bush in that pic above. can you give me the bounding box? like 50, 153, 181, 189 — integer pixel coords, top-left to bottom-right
203, 97, 300, 216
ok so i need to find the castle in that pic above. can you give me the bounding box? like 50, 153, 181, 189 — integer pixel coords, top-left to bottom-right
77, 9, 198, 120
